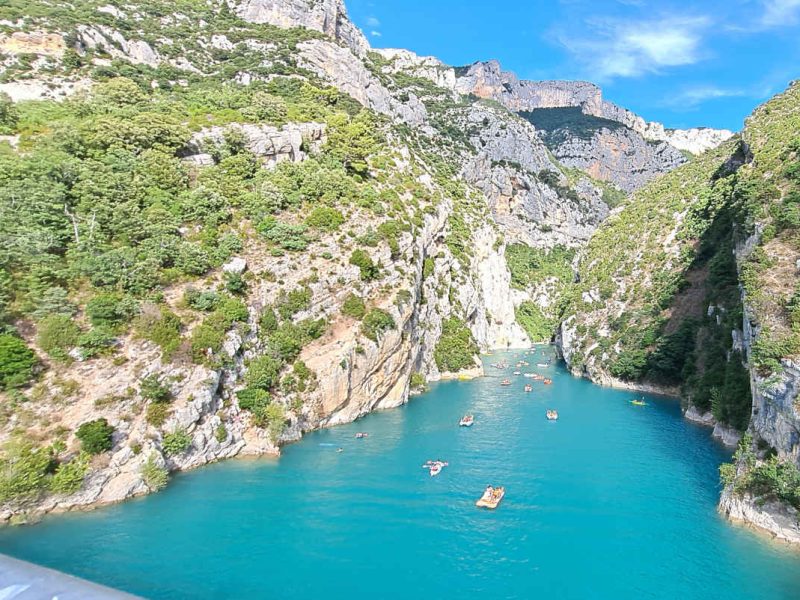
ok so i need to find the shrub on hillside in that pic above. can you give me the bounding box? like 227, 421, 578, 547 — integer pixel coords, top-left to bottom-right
305, 206, 345, 231
350, 249, 379, 281
50, 453, 90, 495
361, 309, 395, 342
162, 430, 192, 456
341, 293, 366, 319
76, 418, 114, 455
36, 314, 80, 360
0, 441, 52, 502
140, 375, 172, 403
141, 454, 169, 491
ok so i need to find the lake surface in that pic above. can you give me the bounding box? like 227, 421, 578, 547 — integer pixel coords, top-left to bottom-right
2, 349, 800, 599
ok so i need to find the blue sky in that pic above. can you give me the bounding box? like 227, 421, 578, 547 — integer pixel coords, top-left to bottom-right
345, 0, 800, 131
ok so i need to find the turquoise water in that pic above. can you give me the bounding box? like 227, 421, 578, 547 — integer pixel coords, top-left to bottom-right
2, 349, 800, 599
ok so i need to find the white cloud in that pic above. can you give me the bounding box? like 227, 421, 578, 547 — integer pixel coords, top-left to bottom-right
761, 0, 800, 26
558, 16, 710, 80
366, 16, 380, 27
663, 86, 746, 109
370, 30, 382, 37
762, 0, 800, 27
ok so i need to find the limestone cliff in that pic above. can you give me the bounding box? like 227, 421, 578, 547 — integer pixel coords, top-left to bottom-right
235, 0, 369, 56
455, 60, 733, 191
455, 60, 733, 153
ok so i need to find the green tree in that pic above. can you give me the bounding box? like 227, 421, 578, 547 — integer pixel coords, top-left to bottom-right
325, 112, 378, 175
50, 452, 90, 495
341, 293, 366, 319
362, 308, 395, 342
0, 334, 36, 390
141, 454, 169, 491
36, 314, 80, 360
0, 441, 53, 502
0, 92, 18, 134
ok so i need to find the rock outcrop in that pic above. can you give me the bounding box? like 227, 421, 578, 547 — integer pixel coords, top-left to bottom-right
462, 104, 609, 247
235, 0, 369, 57
0, 31, 65, 56
719, 488, 800, 545
546, 125, 687, 192
373, 48, 457, 92
185, 122, 327, 168
75, 25, 161, 67
298, 39, 427, 125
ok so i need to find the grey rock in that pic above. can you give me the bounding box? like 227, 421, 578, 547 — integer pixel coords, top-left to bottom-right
297, 39, 427, 125
234, 0, 369, 57
222, 257, 247, 275
455, 60, 732, 154
542, 125, 686, 192
189, 122, 326, 168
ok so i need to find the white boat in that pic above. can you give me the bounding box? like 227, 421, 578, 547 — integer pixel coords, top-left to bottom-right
423, 460, 449, 476
459, 415, 474, 427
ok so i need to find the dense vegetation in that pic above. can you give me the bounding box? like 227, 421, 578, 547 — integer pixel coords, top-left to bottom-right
505, 243, 575, 342
434, 318, 479, 373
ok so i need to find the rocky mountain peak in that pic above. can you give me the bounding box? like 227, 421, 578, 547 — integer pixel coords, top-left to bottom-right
455, 60, 733, 156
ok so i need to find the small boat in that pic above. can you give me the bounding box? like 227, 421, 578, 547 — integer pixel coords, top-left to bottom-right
355, 432, 369, 439
520, 361, 529, 366
532, 374, 544, 381
491, 362, 508, 370
543, 378, 553, 385
630, 399, 647, 406
523, 373, 535, 378
537, 363, 549, 368
476, 486, 505, 509
513, 370, 521, 376
546, 410, 558, 420
524, 384, 533, 393
423, 460, 449, 476
500, 379, 511, 386
459, 414, 475, 427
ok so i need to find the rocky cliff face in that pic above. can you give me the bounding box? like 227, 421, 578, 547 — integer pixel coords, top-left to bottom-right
455, 60, 733, 153
455, 60, 733, 191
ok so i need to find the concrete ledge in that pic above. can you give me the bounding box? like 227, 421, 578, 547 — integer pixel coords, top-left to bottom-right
0, 554, 141, 599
